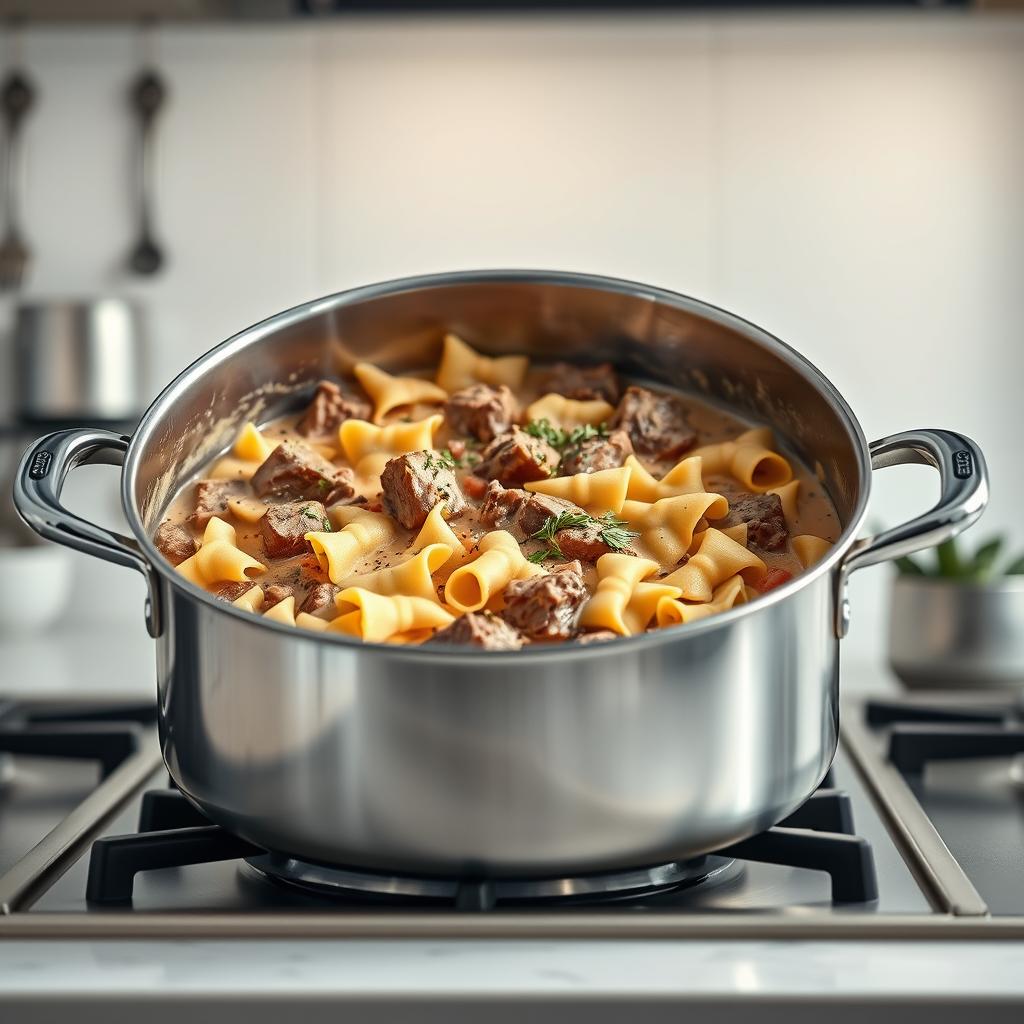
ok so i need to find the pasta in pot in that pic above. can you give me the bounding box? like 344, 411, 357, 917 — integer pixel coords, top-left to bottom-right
153, 335, 839, 647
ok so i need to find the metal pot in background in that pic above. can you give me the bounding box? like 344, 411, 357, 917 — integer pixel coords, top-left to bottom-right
889, 576, 1024, 690
12, 298, 148, 428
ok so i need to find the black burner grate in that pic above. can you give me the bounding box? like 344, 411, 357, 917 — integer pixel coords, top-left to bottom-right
0, 702, 155, 780
84, 785, 878, 907
865, 697, 1024, 774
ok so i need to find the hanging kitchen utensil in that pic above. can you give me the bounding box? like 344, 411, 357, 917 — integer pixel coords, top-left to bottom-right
127, 68, 166, 276
0, 69, 35, 291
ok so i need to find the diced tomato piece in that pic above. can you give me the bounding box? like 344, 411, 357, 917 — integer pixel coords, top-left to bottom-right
448, 439, 467, 460
756, 568, 793, 594
462, 475, 488, 499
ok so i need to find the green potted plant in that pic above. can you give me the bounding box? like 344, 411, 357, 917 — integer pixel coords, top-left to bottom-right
889, 535, 1024, 689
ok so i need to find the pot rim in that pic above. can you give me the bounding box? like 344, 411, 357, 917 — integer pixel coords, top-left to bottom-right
123, 268, 872, 660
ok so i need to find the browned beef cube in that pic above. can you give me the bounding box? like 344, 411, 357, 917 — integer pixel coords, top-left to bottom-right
189, 479, 246, 528
557, 524, 635, 563
724, 492, 788, 552
296, 379, 371, 436
502, 568, 587, 640
251, 440, 355, 503
260, 500, 329, 559
300, 582, 338, 614
211, 580, 256, 603
559, 428, 634, 476
577, 629, 618, 645
380, 450, 467, 530
550, 559, 584, 576
444, 383, 515, 443
475, 428, 560, 487
479, 482, 579, 541
263, 584, 294, 610
298, 553, 331, 586
540, 362, 621, 404
426, 611, 524, 650
154, 521, 197, 565
611, 386, 695, 459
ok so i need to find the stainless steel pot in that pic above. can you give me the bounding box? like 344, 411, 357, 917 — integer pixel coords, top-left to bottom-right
889, 576, 1024, 690
13, 298, 147, 426
13, 270, 989, 879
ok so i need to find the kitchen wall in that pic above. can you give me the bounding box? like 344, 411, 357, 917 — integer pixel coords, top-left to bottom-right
3, 12, 1022, 665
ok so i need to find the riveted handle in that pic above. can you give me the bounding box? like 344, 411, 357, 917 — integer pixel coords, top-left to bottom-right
12, 428, 162, 636
836, 429, 988, 638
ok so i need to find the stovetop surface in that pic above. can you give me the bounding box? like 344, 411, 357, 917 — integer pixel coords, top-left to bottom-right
22, 748, 928, 917
3, 690, 1024, 933
0, 755, 100, 878
915, 759, 1024, 915
849, 693, 1024, 917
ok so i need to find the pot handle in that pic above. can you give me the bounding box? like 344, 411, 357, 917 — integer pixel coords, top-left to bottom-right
835, 428, 988, 637
12, 428, 162, 637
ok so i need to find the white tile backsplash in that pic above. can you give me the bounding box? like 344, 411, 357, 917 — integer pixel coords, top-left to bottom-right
3, 12, 1022, 664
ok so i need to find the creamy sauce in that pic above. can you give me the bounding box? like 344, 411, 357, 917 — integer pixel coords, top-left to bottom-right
158, 366, 840, 624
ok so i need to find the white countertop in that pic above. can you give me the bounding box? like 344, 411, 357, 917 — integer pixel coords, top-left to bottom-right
0, 939, 1022, 1019
1, 623, 1020, 1015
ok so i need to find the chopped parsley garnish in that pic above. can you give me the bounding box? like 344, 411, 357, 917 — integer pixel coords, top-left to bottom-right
445, 448, 481, 469
526, 509, 638, 563
566, 422, 609, 446
525, 418, 610, 452
525, 417, 566, 448
301, 505, 331, 531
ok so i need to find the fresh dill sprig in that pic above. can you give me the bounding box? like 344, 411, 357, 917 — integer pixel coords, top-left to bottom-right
594, 510, 638, 551
526, 509, 637, 563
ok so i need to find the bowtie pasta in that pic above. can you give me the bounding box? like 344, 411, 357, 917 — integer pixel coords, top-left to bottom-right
153, 337, 838, 648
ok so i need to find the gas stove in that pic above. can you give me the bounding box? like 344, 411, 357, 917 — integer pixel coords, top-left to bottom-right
0, 691, 1022, 938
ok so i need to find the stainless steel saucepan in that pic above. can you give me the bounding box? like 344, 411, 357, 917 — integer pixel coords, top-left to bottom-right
13, 271, 988, 880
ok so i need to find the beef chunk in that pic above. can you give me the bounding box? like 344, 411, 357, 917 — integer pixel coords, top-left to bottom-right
444, 383, 515, 443
426, 611, 524, 650
263, 584, 294, 610
540, 362, 620, 404
724, 492, 788, 552
189, 479, 246, 528
300, 582, 338, 614
155, 521, 196, 565
502, 568, 587, 640
475, 428, 560, 487
251, 440, 355, 503
611, 386, 695, 459
380, 450, 467, 530
550, 559, 584, 577
559, 428, 634, 476
296, 379, 371, 436
211, 580, 255, 603
480, 482, 579, 541
260, 500, 329, 559
557, 524, 635, 563
297, 553, 331, 586
577, 629, 618, 645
